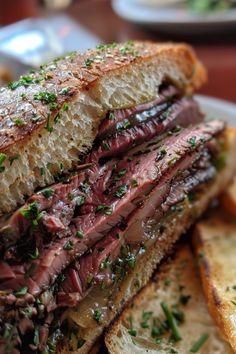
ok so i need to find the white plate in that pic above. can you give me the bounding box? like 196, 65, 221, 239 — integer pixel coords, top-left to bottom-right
112, 0, 236, 33
196, 94, 236, 127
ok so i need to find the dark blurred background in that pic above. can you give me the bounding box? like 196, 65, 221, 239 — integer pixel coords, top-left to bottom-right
0, 0, 235, 101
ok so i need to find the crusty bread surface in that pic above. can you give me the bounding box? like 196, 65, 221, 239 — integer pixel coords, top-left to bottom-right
105, 244, 232, 354
0, 41, 206, 215
58, 129, 236, 354
221, 177, 236, 218
193, 214, 236, 353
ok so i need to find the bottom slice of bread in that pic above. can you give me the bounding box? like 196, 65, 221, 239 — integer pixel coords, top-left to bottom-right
105, 244, 232, 354
59, 128, 236, 354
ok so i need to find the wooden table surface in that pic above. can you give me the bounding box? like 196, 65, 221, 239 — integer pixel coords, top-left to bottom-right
64, 0, 236, 103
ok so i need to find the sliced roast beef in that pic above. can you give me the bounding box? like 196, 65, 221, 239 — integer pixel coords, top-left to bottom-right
88, 97, 204, 163
97, 86, 179, 139
0, 120, 224, 300
57, 159, 218, 304
0, 96, 202, 252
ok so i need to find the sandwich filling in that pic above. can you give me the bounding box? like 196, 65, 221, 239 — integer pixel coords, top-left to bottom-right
0, 86, 226, 353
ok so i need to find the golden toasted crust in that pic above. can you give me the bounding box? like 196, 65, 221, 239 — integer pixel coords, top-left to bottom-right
192, 215, 236, 353
105, 244, 232, 354
0, 41, 206, 152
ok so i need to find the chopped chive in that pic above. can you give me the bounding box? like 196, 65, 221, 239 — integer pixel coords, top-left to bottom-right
93, 308, 102, 323
45, 112, 53, 133
15, 286, 28, 297
96, 204, 113, 215
102, 142, 111, 151
75, 230, 84, 239
108, 111, 115, 120
31, 115, 41, 123
59, 87, 70, 95
29, 247, 40, 260
187, 136, 197, 147
131, 179, 138, 187
84, 58, 93, 67
41, 188, 54, 198
113, 184, 128, 198
128, 329, 137, 336
190, 334, 209, 352
62, 102, 69, 112
0, 153, 7, 173
63, 240, 74, 251
160, 302, 182, 341
14, 117, 26, 126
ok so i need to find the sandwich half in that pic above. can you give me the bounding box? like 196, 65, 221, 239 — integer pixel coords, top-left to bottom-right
0, 41, 235, 354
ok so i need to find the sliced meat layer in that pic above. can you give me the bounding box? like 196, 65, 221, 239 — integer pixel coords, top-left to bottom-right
97, 86, 179, 139
0, 120, 224, 297
88, 96, 203, 163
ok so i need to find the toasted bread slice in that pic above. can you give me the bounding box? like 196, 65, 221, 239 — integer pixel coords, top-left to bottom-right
219, 128, 236, 218
221, 177, 236, 218
193, 214, 236, 352
105, 244, 232, 354
58, 128, 236, 354
0, 41, 206, 215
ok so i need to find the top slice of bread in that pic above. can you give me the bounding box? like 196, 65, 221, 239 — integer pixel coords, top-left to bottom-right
0, 41, 206, 215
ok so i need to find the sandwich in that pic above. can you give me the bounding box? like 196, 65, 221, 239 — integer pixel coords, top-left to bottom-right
0, 41, 236, 354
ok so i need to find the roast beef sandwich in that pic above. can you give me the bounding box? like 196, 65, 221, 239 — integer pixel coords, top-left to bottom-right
0, 41, 236, 354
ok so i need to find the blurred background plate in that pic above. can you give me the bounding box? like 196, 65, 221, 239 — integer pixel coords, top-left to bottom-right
196, 94, 236, 126
112, 0, 236, 34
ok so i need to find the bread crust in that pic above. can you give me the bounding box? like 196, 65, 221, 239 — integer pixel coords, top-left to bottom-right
192, 213, 236, 352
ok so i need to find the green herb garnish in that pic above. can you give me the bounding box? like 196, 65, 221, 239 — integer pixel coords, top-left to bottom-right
100, 257, 111, 270
141, 311, 153, 329
113, 184, 128, 198
84, 58, 94, 67
102, 142, 111, 151
161, 302, 182, 341
45, 112, 53, 133
93, 308, 103, 323
41, 188, 54, 198
63, 240, 74, 251
188, 136, 197, 147
131, 179, 138, 187
29, 247, 40, 260
14, 117, 25, 126
20, 202, 42, 225
96, 204, 113, 215
15, 286, 28, 297
75, 230, 84, 239
0, 153, 7, 173
74, 195, 85, 207
34, 90, 57, 104
190, 333, 209, 353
